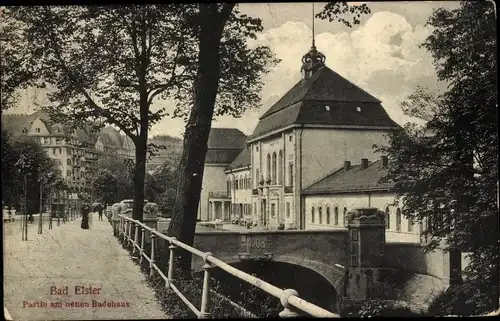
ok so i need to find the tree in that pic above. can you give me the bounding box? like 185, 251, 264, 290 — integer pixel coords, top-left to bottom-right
2, 131, 59, 214
2, 5, 276, 222
146, 155, 180, 215
91, 169, 119, 206
376, 1, 497, 314
316, 2, 371, 27
90, 156, 134, 203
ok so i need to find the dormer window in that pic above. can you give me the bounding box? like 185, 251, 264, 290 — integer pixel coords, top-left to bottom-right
325, 105, 330, 111
356, 107, 362, 112
36, 128, 40, 133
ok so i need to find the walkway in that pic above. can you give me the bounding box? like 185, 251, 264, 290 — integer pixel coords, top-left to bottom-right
3, 214, 168, 320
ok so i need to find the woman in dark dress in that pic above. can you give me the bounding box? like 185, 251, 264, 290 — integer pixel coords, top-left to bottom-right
81, 204, 90, 230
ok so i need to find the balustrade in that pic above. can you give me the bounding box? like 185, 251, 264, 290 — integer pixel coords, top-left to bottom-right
117, 214, 339, 318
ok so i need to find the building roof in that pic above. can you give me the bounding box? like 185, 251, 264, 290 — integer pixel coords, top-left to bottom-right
205, 149, 243, 165
248, 66, 400, 141
99, 126, 123, 147
203, 128, 248, 165
229, 144, 251, 170
1, 114, 30, 135
302, 159, 393, 195
207, 128, 247, 150
1, 111, 127, 149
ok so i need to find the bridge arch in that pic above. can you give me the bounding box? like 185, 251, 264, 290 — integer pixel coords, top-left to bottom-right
192, 256, 344, 313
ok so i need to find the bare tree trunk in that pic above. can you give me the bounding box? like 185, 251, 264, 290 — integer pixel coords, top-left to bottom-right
133, 135, 147, 221
167, 3, 235, 279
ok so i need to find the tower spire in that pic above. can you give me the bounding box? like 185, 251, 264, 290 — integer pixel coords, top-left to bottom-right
312, 3, 315, 48
300, 2, 326, 80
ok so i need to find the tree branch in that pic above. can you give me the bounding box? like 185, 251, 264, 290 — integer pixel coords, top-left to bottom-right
146, 36, 185, 105
41, 7, 137, 142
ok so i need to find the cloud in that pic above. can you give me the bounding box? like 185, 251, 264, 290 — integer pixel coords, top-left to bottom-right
250, 11, 439, 127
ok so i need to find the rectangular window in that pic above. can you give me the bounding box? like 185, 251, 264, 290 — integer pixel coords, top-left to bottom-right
36, 128, 40, 133
286, 202, 290, 218
326, 207, 331, 224
289, 163, 294, 187
67, 159, 72, 166
256, 169, 260, 186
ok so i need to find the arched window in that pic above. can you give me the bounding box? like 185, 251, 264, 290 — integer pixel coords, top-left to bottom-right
396, 208, 402, 232
385, 206, 390, 229
272, 152, 277, 184
343, 207, 348, 227
278, 150, 283, 185
326, 207, 331, 224
408, 216, 413, 232
334, 207, 339, 225
319, 206, 323, 224
311, 207, 315, 223
267, 154, 271, 181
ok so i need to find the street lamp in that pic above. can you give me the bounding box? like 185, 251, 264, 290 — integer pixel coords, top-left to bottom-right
15, 153, 35, 241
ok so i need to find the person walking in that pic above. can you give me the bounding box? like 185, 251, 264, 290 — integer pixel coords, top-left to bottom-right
96, 203, 104, 221
81, 204, 90, 230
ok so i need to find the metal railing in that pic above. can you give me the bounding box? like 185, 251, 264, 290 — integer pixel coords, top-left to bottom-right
118, 214, 339, 318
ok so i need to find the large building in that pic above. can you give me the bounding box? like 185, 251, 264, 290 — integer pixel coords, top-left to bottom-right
217, 41, 420, 240
1, 111, 134, 192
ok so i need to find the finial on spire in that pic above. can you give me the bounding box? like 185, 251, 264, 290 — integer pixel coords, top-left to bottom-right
300, 2, 326, 80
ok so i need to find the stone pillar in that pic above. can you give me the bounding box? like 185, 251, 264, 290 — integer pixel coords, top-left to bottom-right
344, 207, 386, 305
111, 203, 123, 236
221, 201, 226, 222
143, 203, 159, 244
211, 202, 216, 222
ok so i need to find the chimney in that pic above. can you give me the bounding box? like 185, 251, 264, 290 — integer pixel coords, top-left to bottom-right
361, 158, 369, 169
344, 161, 351, 172
380, 155, 389, 169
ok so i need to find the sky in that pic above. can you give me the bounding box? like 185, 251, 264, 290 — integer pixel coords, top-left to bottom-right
7, 2, 460, 138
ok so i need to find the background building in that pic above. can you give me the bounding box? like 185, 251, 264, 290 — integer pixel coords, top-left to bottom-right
1, 111, 134, 193
199, 128, 247, 221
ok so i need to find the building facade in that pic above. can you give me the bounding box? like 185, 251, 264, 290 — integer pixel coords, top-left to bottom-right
1, 111, 134, 193
198, 128, 247, 221
302, 157, 420, 242
244, 43, 401, 230
225, 145, 252, 224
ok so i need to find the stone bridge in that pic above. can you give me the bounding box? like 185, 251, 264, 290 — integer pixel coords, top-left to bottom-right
191, 229, 348, 297
148, 208, 461, 311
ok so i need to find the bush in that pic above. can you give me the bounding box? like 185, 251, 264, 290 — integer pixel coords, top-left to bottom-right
341, 299, 418, 317
427, 281, 498, 316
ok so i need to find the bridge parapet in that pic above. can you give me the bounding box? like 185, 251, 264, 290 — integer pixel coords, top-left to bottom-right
194, 229, 348, 263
